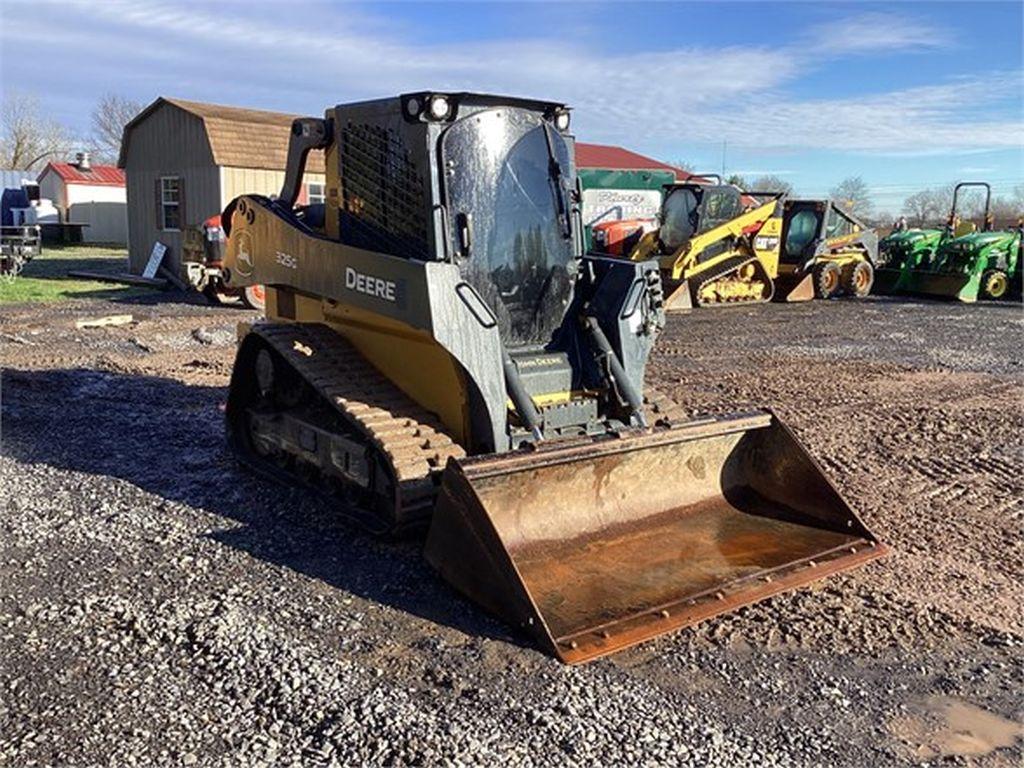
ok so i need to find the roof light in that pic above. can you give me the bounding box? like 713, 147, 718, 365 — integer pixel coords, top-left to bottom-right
553, 109, 571, 132
428, 94, 451, 121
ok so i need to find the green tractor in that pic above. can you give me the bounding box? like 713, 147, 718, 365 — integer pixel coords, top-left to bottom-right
901, 182, 1021, 302
919, 222, 1022, 302
874, 181, 990, 296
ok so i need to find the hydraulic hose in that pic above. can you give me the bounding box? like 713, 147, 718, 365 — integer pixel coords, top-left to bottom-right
582, 316, 648, 428
502, 352, 544, 442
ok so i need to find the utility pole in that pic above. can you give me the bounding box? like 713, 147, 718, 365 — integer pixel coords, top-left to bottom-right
721, 140, 726, 178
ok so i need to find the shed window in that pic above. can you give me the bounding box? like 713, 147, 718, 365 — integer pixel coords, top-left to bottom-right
307, 182, 326, 205
159, 177, 182, 230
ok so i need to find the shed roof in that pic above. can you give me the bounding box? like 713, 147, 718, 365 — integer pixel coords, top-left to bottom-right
576, 143, 692, 181
40, 162, 125, 187
120, 97, 326, 174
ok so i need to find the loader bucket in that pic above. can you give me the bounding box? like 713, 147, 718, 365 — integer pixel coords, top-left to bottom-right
661, 278, 694, 311
425, 412, 885, 663
871, 266, 906, 296
904, 271, 980, 303
772, 272, 815, 302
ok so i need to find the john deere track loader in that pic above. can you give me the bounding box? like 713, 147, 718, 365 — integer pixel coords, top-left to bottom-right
219, 92, 884, 663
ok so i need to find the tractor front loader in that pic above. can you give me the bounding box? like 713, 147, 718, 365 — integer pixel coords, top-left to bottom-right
900, 182, 1021, 302
219, 92, 884, 663
875, 181, 995, 298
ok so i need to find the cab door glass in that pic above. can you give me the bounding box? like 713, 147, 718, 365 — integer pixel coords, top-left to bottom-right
659, 188, 699, 251
826, 208, 855, 239
699, 188, 741, 234
785, 209, 821, 258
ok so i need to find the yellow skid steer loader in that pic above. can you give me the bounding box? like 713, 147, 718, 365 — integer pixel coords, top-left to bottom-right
220, 92, 885, 663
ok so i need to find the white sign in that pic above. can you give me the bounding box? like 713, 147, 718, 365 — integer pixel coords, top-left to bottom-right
582, 189, 663, 227
142, 242, 167, 279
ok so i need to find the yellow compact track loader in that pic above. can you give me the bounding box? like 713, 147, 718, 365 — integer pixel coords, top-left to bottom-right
220, 92, 884, 663
626, 179, 783, 309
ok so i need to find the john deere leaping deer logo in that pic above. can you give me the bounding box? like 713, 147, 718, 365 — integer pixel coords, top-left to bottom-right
235, 231, 254, 277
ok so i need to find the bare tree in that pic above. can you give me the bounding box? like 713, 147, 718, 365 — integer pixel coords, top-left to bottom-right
830, 176, 872, 218
989, 196, 1020, 227
0, 92, 74, 171
902, 189, 942, 227
90, 94, 143, 164
667, 159, 695, 173
748, 174, 793, 195
725, 174, 747, 188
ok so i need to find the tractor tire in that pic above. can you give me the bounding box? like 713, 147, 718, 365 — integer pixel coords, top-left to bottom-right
243, 284, 266, 312
845, 260, 874, 298
980, 269, 1009, 300
813, 262, 842, 299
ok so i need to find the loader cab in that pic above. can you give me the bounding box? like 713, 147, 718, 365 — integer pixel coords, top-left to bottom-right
781, 200, 861, 263
329, 92, 579, 350
658, 183, 743, 253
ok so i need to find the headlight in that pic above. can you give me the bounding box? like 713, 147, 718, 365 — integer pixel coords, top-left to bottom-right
428, 94, 451, 120
553, 109, 571, 132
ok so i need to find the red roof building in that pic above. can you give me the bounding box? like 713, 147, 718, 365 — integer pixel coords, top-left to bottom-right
575, 143, 692, 181
37, 154, 127, 244
41, 161, 126, 187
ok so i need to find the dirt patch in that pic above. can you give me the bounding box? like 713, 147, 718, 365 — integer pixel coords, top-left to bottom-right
890, 696, 1023, 762
1, 295, 1022, 766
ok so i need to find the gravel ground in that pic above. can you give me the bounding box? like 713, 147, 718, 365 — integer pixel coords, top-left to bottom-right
1, 293, 1022, 766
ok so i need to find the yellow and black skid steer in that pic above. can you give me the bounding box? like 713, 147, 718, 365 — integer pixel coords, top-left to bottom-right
220, 92, 885, 663
775, 199, 879, 301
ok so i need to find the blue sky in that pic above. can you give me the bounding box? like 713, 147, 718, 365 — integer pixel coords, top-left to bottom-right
3, 0, 1021, 214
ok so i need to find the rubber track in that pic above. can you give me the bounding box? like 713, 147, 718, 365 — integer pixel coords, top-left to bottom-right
253, 323, 466, 515
692, 255, 773, 306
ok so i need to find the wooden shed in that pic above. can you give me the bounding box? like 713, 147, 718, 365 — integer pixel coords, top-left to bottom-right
119, 97, 325, 274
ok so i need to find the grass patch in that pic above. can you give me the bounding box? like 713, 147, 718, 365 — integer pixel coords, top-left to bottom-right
0, 243, 154, 303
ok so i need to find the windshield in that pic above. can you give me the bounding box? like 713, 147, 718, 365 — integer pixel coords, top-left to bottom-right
659, 186, 742, 252
783, 208, 822, 261
659, 188, 699, 251
442, 107, 575, 348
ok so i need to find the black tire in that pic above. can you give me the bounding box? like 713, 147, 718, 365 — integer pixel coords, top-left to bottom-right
980, 269, 1009, 300
813, 262, 842, 299
845, 260, 874, 298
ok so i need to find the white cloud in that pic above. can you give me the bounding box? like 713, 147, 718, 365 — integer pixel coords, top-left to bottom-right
5, 1, 1021, 159
802, 12, 955, 56
729, 170, 797, 177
